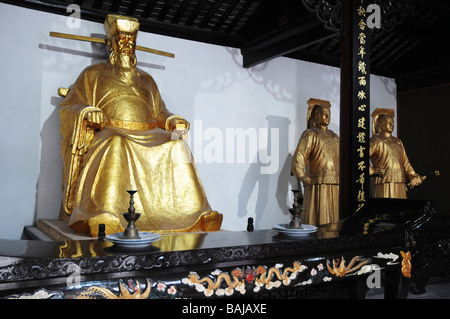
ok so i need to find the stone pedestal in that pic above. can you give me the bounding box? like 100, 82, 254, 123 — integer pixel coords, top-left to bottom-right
36, 219, 92, 241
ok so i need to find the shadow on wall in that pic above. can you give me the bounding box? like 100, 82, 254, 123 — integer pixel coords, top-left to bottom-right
34, 99, 62, 224
222, 48, 301, 228
237, 116, 292, 229
225, 48, 295, 104
34, 38, 108, 223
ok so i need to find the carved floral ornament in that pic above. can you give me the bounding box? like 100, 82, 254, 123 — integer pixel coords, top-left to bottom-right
301, 0, 416, 32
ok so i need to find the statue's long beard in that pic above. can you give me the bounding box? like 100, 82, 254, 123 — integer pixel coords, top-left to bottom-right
109, 51, 139, 85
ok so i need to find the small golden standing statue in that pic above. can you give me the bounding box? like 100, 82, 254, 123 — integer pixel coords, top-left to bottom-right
59, 14, 222, 236
291, 99, 340, 226
369, 108, 422, 199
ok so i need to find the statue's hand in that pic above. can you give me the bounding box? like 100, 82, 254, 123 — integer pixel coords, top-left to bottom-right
410, 175, 423, 187
168, 117, 190, 136
85, 109, 104, 130
378, 168, 386, 177
300, 176, 312, 186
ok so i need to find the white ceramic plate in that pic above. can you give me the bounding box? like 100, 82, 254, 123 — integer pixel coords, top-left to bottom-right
273, 224, 317, 237
105, 232, 161, 247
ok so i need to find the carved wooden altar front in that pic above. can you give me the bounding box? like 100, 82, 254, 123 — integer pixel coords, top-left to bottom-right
0, 199, 434, 300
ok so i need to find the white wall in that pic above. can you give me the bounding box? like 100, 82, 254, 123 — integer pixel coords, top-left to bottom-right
0, 3, 397, 239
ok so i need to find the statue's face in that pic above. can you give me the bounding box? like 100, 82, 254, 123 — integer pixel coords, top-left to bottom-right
111, 32, 136, 57
314, 107, 331, 126
378, 115, 394, 133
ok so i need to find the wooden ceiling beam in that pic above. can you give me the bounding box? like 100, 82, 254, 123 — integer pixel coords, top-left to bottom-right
241, 20, 338, 68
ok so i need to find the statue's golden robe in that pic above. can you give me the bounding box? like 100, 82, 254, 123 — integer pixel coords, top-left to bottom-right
59, 62, 221, 236
370, 134, 418, 199
292, 126, 340, 226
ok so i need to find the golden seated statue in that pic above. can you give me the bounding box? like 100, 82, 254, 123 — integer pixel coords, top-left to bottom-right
58, 14, 222, 237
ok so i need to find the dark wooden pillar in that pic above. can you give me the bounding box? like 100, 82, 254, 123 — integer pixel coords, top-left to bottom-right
340, 0, 371, 219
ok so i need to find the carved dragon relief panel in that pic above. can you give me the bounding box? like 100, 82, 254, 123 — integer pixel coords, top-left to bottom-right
3, 249, 408, 299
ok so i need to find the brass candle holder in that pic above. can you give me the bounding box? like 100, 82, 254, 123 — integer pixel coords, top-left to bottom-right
287, 189, 304, 229
121, 190, 141, 239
